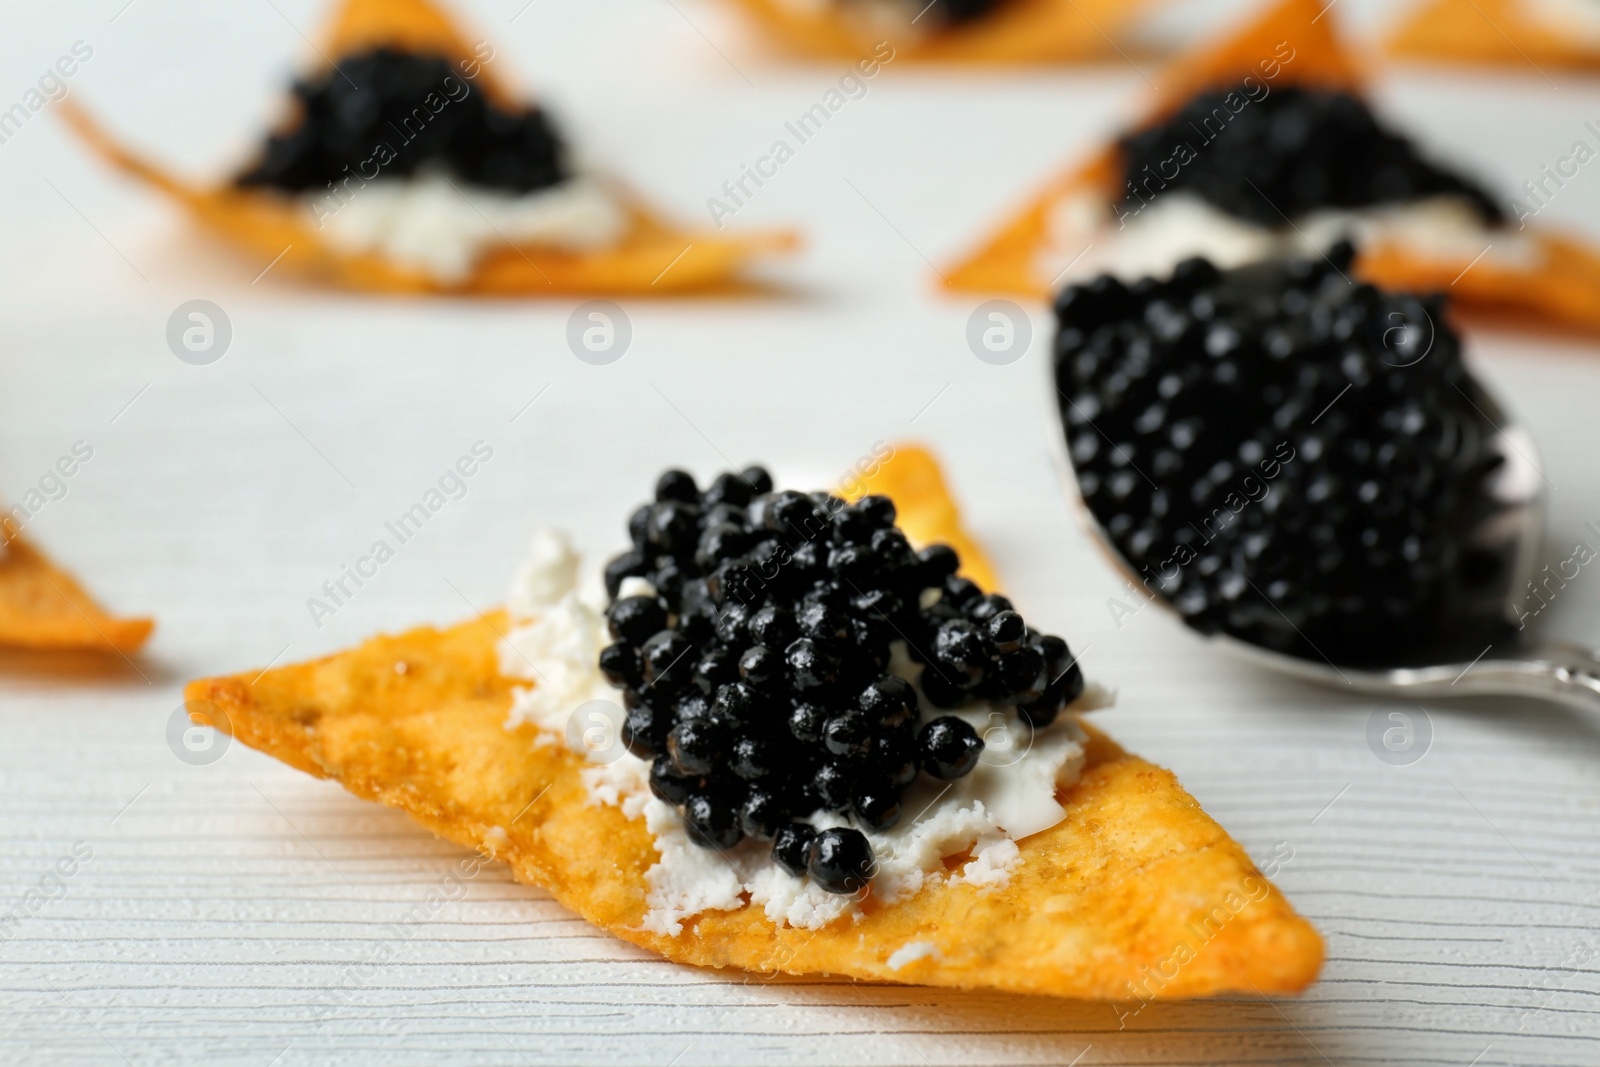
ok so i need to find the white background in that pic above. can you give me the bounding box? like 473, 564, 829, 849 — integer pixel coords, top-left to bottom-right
3, 0, 1600, 1063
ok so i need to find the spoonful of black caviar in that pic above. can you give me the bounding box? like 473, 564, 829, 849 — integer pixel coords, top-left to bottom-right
1052, 245, 1600, 708
598, 468, 1085, 894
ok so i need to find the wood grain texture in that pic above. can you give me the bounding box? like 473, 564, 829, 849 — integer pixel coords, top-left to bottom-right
3, 0, 1600, 1060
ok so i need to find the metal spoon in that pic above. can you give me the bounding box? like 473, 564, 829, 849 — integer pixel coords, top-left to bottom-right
1046, 356, 1600, 710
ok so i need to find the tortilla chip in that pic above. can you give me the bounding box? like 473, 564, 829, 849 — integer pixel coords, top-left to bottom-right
725, 0, 1156, 65
0, 530, 153, 655
844, 443, 1000, 594
56, 0, 795, 296
1386, 0, 1600, 74
185, 450, 1321, 999
944, 0, 1600, 337
321, 0, 515, 102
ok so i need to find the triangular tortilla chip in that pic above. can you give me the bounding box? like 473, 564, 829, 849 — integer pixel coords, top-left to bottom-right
942, 0, 1359, 295
725, 0, 1156, 64
0, 529, 152, 655
945, 0, 1600, 337
184, 447, 1321, 999
844, 443, 1000, 594
1387, 0, 1600, 75
321, 0, 515, 102
57, 0, 795, 296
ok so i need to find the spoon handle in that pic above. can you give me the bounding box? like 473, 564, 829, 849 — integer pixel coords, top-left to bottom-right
1427, 641, 1600, 709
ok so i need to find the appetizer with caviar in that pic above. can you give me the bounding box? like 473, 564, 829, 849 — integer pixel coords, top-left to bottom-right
185, 446, 1322, 999
948, 0, 1600, 337
0, 520, 152, 656
1388, 0, 1600, 75
59, 0, 794, 294
722, 0, 1157, 65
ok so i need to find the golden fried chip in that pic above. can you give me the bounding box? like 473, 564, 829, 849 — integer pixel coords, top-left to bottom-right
1386, 0, 1600, 75
844, 443, 1000, 594
723, 0, 1157, 65
322, 0, 518, 103
944, 0, 1600, 337
186, 448, 1320, 998
0, 530, 152, 654
57, 0, 795, 296
186, 612, 1320, 998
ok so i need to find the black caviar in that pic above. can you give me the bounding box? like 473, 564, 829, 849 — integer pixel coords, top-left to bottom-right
1118, 85, 1503, 227
238, 47, 568, 194
1054, 245, 1504, 666
602, 468, 1085, 895
842, 0, 1008, 26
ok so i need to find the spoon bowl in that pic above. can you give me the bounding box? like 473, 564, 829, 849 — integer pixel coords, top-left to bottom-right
1046, 346, 1600, 709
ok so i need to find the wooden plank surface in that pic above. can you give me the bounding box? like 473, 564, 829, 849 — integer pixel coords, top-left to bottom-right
2, 0, 1599, 1061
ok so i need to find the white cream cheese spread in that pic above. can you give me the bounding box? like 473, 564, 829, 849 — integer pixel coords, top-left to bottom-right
308, 170, 628, 283
499, 529, 616, 740
886, 940, 943, 970
498, 529, 1111, 933
1042, 190, 1540, 286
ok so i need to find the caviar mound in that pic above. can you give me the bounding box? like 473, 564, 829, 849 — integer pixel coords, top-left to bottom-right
55, 0, 796, 296
925, 0, 1007, 25
182, 442, 1323, 997
1054, 248, 1505, 667
1118, 85, 1503, 228
0, 530, 154, 655
602, 468, 1084, 894
841, 0, 1008, 28
723, 0, 1155, 64
237, 47, 567, 194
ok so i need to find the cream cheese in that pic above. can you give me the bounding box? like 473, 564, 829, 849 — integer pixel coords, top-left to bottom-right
500, 530, 616, 740
886, 940, 942, 970
1042, 190, 1540, 286
498, 529, 1111, 933
508, 528, 581, 618
308, 170, 628, 283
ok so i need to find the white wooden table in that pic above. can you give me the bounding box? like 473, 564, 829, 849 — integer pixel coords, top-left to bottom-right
3, 0, 1600, 1062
